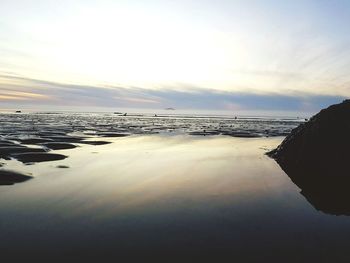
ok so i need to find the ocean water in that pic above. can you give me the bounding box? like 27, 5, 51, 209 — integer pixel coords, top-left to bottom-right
1, 112, 349, 262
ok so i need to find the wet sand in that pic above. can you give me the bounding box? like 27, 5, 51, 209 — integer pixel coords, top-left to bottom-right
0, 112, 301, 139
1, 135, 350, 262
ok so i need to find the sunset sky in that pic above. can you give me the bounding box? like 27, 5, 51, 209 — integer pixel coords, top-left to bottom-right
0, 0, 349, 113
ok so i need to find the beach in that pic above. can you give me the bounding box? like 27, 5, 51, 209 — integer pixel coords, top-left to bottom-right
2, 0, 350, 261
1, 131, 350, 262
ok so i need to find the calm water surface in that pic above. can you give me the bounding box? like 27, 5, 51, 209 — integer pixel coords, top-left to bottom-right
1, 135, 350, 262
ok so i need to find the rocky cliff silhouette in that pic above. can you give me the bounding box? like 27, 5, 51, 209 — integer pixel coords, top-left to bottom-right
269, 100, 350, 215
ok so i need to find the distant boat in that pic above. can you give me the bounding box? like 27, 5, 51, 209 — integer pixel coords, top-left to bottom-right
114, 112, 127, 116
165, 107, 175, 110
15, 110, 21, 113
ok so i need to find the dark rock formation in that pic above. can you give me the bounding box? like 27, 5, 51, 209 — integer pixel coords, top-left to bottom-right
0, 146, 47, 159
19, 138, 54, 144
0, 170, 32, 185
39, 135, 84, 142
12, 152, 68, 163
56, 165, 69, 169
41, 142, 77, 150
78, 141, 112, 145
96, 132, 130, 137
268, 99, 350, 215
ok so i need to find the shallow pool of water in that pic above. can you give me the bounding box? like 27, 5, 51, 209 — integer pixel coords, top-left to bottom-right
1, 136, 350, 262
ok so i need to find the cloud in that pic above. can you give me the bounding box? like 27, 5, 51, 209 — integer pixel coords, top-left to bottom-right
0, 73, 347, 113
0, 90, 49, 100
113, 96, 161, 105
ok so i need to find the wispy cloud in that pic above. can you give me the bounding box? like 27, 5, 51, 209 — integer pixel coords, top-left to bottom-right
113, 96, 161, 105
0, 73, 346, 113
0, 90, 48, 101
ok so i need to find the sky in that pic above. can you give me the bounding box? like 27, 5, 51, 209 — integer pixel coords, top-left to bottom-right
0, 0, 349, 114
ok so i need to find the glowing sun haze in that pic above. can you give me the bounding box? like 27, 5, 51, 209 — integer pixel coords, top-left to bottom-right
0, 0, 349, 112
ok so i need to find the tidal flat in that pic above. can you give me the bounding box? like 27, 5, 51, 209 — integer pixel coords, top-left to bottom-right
1, 134, 350, 262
